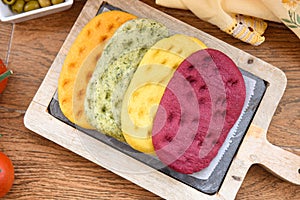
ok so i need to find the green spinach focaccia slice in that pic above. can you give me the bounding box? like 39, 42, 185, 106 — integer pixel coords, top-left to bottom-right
85, 18, 169, 141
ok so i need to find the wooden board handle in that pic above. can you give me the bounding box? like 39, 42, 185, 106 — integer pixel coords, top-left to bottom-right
257, 140, 300, 185
245, 125, 300, 185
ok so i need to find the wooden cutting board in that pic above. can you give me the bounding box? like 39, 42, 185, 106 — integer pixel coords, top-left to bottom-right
24, 0, 300, 199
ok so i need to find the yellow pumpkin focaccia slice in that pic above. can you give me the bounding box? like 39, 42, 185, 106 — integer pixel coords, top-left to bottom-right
72, 42, 107, 129
58, 11, 136, 125
121, 34, 206, 154
85, 18, 169, 141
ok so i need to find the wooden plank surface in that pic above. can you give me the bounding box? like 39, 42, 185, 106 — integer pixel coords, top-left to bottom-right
0, 22, 12, 64
0, 0, 299, 199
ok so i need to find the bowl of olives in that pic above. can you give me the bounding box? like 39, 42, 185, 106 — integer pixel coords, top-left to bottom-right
0, 0, 73, 23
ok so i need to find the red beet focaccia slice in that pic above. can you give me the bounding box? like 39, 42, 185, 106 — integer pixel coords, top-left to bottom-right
152, 48, 246, 174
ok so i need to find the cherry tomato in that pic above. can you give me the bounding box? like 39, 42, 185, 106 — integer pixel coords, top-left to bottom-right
0, 59, 9, 94
0, 152, 14, 198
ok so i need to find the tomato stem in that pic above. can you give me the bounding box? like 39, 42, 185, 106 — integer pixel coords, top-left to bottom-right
0, 70, 13, 82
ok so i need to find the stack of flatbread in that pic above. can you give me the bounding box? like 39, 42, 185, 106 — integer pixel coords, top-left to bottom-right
57, 10, 246, 175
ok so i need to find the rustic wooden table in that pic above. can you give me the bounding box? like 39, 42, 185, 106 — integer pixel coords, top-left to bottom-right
0, 0, 299, 199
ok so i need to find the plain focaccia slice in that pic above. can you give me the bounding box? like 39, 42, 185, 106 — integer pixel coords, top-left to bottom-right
58, 11, 136, 125
152, 49, 246, 174
85, 18, 169, 141
121, 34, 206, 153
72, 42, 106, 129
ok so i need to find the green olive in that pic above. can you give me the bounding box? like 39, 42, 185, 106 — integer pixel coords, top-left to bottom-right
11, 0, 25, 13
24, 0, 40, 12
51, 0, 64, 5
38, 0, 51, 7
2, 0, 17, 5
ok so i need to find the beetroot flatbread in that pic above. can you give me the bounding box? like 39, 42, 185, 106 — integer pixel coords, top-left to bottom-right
152, 49, 246, 174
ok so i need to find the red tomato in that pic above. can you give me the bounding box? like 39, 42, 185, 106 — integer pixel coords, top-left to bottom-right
0, 152, 14, 198
0, 59, 9, 94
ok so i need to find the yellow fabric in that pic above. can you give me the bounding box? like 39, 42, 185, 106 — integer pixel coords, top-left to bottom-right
156, 0, 279, 22
156, 0, 188, 9
222, 0, 281, 22
262, 0, 300, 38
156, 0, 300, 44
182, 0, 266, 45
223, 14, 267, 46
156, 0, 266, 45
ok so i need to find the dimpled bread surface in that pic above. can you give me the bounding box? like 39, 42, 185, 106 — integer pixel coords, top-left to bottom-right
58, 10, 136, 126
72, 42, 107, 129
85, 18, 169, 141
152, 49, 246, 174
121, 34, 206, 154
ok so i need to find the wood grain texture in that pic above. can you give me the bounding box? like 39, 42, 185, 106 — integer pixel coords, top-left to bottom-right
0, 22, 12, 64
0, 0, 299, 199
